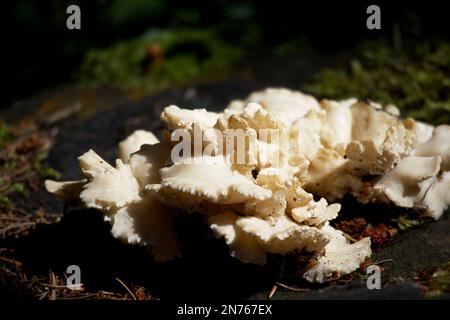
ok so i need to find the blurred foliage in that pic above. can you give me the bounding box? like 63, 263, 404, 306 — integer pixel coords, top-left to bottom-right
0, 124, 12, 147
106, 0, 167, 28
5, 0, 450, 126
392, 215, 421, 231
4, 0, 262, 106
426, 261, 450, 297
77, 28, 243, 91
305, 41, 450, 125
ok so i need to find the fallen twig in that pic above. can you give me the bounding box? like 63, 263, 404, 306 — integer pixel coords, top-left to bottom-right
115, 277, 137, 300
37, 282, 85, 290
56, 293, 98, 300
275, 282, 310, 292
268, 284, 278, 299
371, 258, 393, 265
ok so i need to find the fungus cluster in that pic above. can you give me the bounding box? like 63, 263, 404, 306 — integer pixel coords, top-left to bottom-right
46, 88, 450, 283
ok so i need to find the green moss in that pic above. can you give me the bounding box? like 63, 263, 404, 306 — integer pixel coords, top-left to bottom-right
0, 124, 12, 147
77, 28, 243, 92
0, 196, 12, 208
305, 41, 450, 125
32, 152, 61, 180
426, 262, 450, 297
392, 215, 421, 231
11, 182, 27, 197
107, 0, 166, 27
0, 125, 60, 215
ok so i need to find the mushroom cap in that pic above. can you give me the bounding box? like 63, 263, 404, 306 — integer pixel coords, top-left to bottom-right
148, 155, 272, 208
161, 105, 220, 131
239, 88, 322, 123
303, 223, 371, 283
80, 159, 141, 211
118, 130, 159, 162
413, 125, 450, 170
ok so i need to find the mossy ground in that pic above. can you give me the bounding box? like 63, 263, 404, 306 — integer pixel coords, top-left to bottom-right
77, 29, 243, 95
305, 41, 450, 125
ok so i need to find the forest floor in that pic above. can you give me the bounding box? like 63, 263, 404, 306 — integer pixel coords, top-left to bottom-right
1, 54, 449, 300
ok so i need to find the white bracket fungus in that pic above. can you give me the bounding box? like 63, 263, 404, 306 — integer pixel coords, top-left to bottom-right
46, 87, 449, 283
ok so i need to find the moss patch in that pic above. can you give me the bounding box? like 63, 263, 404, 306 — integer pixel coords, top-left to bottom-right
77, 28, 243, 93
305, 41, 450, 125
0, 121, 60, 238
425, 261, 450, 297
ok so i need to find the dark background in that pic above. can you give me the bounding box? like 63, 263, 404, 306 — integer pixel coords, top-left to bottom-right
2, 0, 449, 109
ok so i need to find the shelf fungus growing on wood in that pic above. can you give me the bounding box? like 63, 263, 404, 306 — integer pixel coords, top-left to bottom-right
46, 87, 450, 283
